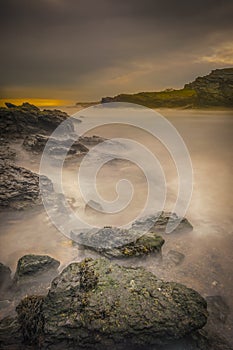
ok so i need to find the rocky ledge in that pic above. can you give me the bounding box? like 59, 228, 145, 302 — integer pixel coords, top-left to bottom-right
0, 160, 53, 210
23, 133, 89, 156
0, 102, 74, 138
0, 258, 208, 349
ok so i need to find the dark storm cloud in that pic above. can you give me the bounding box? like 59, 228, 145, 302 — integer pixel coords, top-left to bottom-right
0, 0, 233, 100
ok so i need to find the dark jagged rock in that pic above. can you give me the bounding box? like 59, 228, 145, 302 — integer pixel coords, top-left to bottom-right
71, 227, 165, 258
79, 135, 107, 145
23, 133, 89, 156
0, 316, 24, 349
0, 263, 12, 290
0, 256, 60, 322
132, 211, 193, 234
16, 295, 45, 345
40, 258, 207, 349
185, 68, 233, 107
101, 68, 233, 108
0, 102, 74, 139
0, 142, 16, 161
14, 255, 60, 281
0, 161, 53, 210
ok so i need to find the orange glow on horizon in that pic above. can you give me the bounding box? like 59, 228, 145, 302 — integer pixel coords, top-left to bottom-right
0, 98, 74, 108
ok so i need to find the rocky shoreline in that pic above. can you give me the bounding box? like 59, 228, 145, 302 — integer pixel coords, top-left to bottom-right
0, 102, 232, 349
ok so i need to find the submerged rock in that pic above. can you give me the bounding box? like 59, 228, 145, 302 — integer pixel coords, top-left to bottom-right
23, 133, 88, 156
162, 250, 185, 267
14, 255, 60, 281
0, 263, 12, 291
206, 296, 230, 324
78, 135, 107, 145
14, 258, 207, 349
85, 200, 103, 213
132, 211, 193, 234
0, 161, 53, 210
71, 227, 165, 258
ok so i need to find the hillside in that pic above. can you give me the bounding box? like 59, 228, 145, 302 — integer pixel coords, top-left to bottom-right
101, 68, 233, 108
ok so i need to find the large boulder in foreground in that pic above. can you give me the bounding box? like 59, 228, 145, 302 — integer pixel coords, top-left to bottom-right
14, 258, 207, 349
0, 161, 53, 210
71, 227, 165, 258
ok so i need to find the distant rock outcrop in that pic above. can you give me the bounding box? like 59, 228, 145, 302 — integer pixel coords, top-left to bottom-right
184, 68, 233, 107
101, 68, 233, 108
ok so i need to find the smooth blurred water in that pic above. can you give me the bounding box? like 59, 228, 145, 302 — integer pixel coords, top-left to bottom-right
0, 108, 232, 340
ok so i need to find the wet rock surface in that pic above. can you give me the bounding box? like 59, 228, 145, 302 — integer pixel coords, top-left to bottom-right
23, 133, 89, 156
71, 227, 165, 258
0, 263, 12, 292
0, 258, 208, 349
14, 255, 60, 281
0, 256, 60, 321
0, 143, 16, 162
0, 160, 53, 210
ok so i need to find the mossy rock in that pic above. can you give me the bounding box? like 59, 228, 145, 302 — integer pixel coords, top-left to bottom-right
71, 227, 164, 258
14, 255, 60, 280
41, 258, 207, 349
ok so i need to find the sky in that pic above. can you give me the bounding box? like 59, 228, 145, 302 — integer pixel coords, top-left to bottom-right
0, 0, 233, 104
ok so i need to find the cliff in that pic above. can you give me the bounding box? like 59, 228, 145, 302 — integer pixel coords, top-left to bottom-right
101, 68, 233, 108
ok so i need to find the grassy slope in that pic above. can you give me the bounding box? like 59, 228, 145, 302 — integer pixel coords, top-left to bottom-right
112, 88, 198, 108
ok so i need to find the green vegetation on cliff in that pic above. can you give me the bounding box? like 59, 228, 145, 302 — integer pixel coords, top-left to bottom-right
102, 68, 233, 108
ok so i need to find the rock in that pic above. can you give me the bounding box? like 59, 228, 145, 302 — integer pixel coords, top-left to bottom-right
206, 296, 230, 324
78, 135, 107, 145
0, 142, 16, 161
132, 211, 193, 234
0, 103, 74, 139
14, 255, 60, 280
0, 161, 53, 210
5, 102, 16, 108
0, 316, 23, 349
0, 256, 60, 321
37, 258, 207, 349
162, 250, 185, 267
185, 68, 233, 107
71, 227, 165, 258
23, 133, 89, 156
85, 200, 103, 212
0, 263, 12, 290
16, 295, 45, 345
